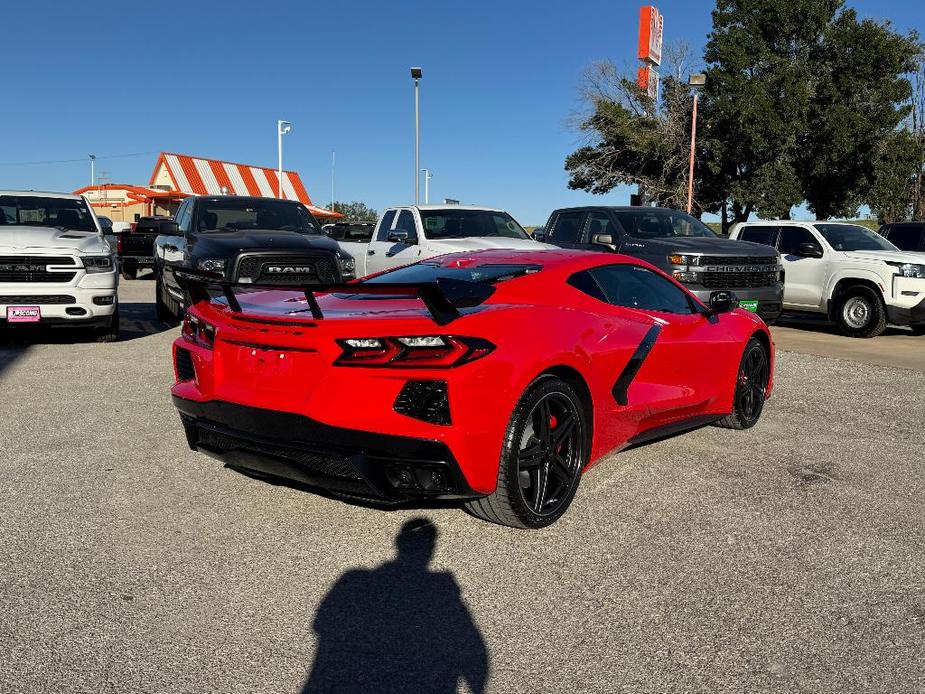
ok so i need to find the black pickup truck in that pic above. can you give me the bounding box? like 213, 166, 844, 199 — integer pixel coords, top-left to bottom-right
538, 206, 784, 323
118, 216, 172, 279
153, 195, 355, 324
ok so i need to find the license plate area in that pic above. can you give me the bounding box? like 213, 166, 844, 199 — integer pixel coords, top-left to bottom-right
217, 342, 323, 394
6, 306, 41, 323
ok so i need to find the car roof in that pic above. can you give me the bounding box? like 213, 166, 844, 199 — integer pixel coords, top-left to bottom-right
192, 195, 302, 205
0, 190, 84, 200
423, 247, 650, 272
401, 204, 507, 213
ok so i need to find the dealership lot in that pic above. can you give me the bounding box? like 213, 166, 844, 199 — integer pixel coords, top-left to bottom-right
1, 280, 923, 693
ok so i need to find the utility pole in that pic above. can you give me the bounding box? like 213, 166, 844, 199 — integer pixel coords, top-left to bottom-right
277, 120, 292, 198
89, 154, 96, 188
686, 74, 706, 214
331, 151, 336, 211
411, 67, 423, 203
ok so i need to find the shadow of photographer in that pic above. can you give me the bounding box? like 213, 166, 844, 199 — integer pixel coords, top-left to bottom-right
300, 518, 488, 694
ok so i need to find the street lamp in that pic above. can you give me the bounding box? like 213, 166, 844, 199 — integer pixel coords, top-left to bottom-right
686, 74, 706, 214
88, 154, 96, 188
277, 120, 292, 198
411, 66, 423, 203
421, 168, 433, 204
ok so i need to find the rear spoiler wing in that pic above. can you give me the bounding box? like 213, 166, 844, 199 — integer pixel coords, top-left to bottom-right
174, 269, 495, 326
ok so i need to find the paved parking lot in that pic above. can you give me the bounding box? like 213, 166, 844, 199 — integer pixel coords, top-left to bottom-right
1, 279, 923, 693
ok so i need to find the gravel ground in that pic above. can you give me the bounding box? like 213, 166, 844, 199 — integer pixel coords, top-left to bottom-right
1, 280, 923, 694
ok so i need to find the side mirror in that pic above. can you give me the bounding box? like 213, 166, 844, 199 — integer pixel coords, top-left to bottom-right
387, 230, 410, 243
533, 231, 546, 242
709, 290, 739, 314
796, 242, 823, 258
591, 233, 617, 250
159, 222, 181, 236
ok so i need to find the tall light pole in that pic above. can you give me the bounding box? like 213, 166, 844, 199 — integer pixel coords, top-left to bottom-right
331, 151, 336, 210
277, 120, 292, 198
411, 67, 423, 203
421, 168, 433, 204
88, 154, 96, 188
686, 74, 706, 214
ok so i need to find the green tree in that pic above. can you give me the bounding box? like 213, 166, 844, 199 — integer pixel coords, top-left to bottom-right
798, 11, 919, 219
331, 201, 378, 222
868, 130, 920, 223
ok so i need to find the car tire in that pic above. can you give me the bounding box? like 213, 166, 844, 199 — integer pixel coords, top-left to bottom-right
121, 267, 137, 280
94, 306, 121, 343
155, 272, 180, 326
909, 326, 925, 336
464, 376, 589, 529
835, 286, 887, 338
714, 337, 769, 430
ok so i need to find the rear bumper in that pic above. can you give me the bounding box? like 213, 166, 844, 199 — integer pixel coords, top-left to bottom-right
689, 283, 784, 322
173, 396, 479, 501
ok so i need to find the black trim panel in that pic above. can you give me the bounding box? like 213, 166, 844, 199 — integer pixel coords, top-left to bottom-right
625, 414, 724, 450
612, 324, 662, 406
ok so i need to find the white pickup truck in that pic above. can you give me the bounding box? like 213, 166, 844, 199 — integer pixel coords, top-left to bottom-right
729, 220, 925, 337
336, 205, 551, 277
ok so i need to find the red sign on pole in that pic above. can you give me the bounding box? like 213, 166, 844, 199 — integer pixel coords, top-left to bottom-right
636, 65, 660, 100
638, 5, 663, 66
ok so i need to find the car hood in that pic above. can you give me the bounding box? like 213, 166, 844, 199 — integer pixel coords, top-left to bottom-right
841, 249, 925, 264
633, 236, 779, 256
0, 225, 108, 254
190, 229, 343, 255
426, 237, 553, 252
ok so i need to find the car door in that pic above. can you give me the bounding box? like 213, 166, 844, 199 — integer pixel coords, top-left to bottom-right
545, 210, 587, 249
776, 225, 828, 308
580, 263, 742, 432
365, 209, 421, 274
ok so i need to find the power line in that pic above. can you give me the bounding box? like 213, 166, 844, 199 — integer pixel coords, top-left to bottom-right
0, 151, 158, 168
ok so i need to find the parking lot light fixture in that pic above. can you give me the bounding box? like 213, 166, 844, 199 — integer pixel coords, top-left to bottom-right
411, 67, 423, 203
277, 120, 292, 199
89, 154, 96, 188
686, 74, 706, 214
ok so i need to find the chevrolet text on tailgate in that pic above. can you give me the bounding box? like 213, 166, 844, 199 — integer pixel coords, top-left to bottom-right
170, 248, 775, 529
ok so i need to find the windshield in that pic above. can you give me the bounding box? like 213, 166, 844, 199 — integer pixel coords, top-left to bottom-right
814, 224, 898, 252
364, 262, 541, 285
420, 210, 528, 240
0, 195, 98, 232
197, 199, 322, 234
613, 208, 717, 239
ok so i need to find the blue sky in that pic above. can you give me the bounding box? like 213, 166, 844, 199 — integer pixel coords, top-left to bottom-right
1, 1, 921, 225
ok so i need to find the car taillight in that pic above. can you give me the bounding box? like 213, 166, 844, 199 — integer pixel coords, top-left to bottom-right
130, 222, 137, 232
116, 234, 123, 254
335, 336, 494, 368
182, 313, 215, 349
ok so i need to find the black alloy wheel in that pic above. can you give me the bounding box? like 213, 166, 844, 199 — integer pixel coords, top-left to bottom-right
714, 337, 770, 430
465, 376, 588, 529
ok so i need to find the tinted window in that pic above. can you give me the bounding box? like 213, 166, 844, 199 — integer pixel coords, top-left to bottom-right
375, 210, 397, 241
0, 195, 96, 232
882, 225, 923, 251
576, 264, 694, 314
613, 208, 716, 239
394, 210, 417, 242
814, 224, 896, 252
549, 211, 585, 244
419, 210, 528, 240
739, 225, 778, 246
195, 199, 321, 234
585, 212, 615, 240
175, 201, 192, 233
364, 262, 541, 285
778, 226, 819, 255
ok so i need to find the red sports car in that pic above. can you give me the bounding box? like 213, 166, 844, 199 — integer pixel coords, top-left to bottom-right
171, 249, 774, 529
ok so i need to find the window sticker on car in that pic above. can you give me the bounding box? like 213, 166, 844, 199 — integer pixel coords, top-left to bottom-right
424, 217, 444, 231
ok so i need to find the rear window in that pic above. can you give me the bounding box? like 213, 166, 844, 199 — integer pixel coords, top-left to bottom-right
364, 262, 541, 285
738, 226, 778, 246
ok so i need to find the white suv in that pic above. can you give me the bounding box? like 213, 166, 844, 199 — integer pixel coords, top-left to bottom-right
0, 191, 119, 340
729, 220, 925, 337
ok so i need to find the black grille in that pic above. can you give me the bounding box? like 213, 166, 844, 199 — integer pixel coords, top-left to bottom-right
699, 256, 777, 266
0, 255, 77, 283
175, 347, 196, 381
195, 425, 363, 480
702, 271, 779, 289
394, 380, 451, 425
234, 254, 339, 285
0, 295, 75, 304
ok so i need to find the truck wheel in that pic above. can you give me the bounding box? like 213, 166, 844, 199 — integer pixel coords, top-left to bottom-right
95, 306, 121, 342
121, 267, 137, 280
909, 326, 925, 336
464, 376, 588, 529
713, 337, 769, 430
835, 287, 886, 338
156, 274, 179, 326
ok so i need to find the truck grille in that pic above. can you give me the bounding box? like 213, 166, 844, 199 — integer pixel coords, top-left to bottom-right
699, 255, 777, 266
702, 271, 779, 289
234, 254, 339, 285
0, 255, 77, 283
0, 295, 76, 304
